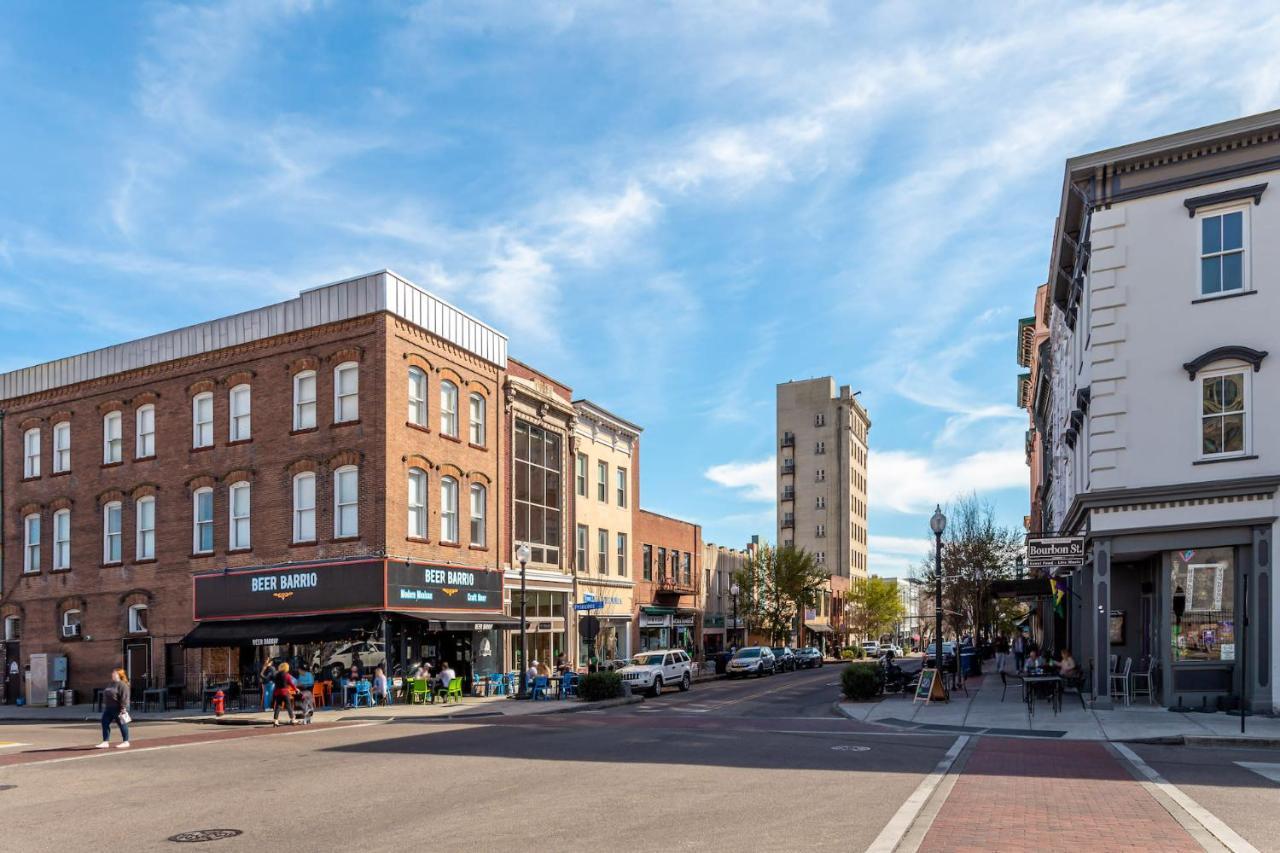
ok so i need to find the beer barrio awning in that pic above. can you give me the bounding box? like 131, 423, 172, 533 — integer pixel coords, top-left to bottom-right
181, 613, 380, 647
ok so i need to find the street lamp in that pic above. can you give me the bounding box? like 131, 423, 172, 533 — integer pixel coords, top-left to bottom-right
930, 505, 947, 695
729, 582, 740, 649
516, 542, 531, 698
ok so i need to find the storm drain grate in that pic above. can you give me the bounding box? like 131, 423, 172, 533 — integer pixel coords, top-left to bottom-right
168, 830, 243, 843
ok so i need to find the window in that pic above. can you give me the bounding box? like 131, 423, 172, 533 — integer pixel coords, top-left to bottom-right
23, 428, 39, 478
229, 482, 250, 550
815, 412, 826, 427
439, 380, 458, 437
53, 509, 70, 570
470, 483, 487, 547
512, 420, 562, 566
816, 524, 826, 538
334, 466, 358, 538
617, 532, 627, 576
575, 454, 588, 497
128, 604, 148, 633
103, 411, 122, 463
576, 525, 589, 572
334, 362, 359, 423
1170, 547, 1235, 662
3, 616, 19, 641
293, 473, 316, 543
229, 384, 251, 441
193, 488, 214, 554
1201, 370, 1247, 457
440, 476, 458, 542
657, 547, 667, 580
53, 421, 70, 473
103, 501, 122, 563
642, 544, 653, 580
469, 393, 486, 445
135, 496, 155, 560
293, 370, 317, 430
597, 528, 608, 574
61, 609, 81, 637
597, 460, 607, 502
616, 467, 627, 507
192, 392, 213, 448
1200, 208, 1246, 296
408, 468, 427, 539
408, 366, 428, 426
815, 468, 825, 482
816, 495, 826, 509
815, 441, 825, 454
816, 551, 826, 564
133, 404, 155, 459
682, 552, 691, 585
23, 513, 40, 573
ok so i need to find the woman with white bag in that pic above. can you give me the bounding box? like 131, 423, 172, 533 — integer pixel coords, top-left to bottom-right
95, 668, 131, 749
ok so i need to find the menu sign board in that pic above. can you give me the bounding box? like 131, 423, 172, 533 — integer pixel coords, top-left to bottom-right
194, 560, 385, 620
386, 561, 503, 611
1026, 536, 1086, 568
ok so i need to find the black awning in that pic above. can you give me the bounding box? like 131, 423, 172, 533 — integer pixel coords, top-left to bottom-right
181, 613, 381, 648
805, 623, 834, 635
989, 578, 1052, 600
391, 611, 522, 631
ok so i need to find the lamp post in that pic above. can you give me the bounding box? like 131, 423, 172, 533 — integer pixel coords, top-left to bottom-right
730, 582, 740, 649
930, 505, 947, 693
516, 542, 531, 698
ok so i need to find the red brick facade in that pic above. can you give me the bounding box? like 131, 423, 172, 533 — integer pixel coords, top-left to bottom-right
633, 509, 702, 653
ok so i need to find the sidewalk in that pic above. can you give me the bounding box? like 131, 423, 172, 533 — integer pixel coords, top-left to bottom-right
838, 671, 1280, 744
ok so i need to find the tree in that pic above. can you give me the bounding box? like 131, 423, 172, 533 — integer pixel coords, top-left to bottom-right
847, 576, 905, 643
735, 544, 828, 644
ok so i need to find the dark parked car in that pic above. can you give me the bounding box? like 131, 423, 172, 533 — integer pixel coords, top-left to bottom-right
770, 646, 797, 672
795, 647, 824, 669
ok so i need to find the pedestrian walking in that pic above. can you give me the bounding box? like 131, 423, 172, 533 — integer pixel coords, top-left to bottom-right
1012, 632, 1026, 673
95, 668, 131, 749
994, 635, 1009, 673
271, 662, 298, 726
260, 657, 277, 712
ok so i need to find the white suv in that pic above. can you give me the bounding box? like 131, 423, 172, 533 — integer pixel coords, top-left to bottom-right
619, 650, 693, 697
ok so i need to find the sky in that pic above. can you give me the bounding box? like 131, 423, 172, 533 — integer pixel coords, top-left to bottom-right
2, 1, 1279, 577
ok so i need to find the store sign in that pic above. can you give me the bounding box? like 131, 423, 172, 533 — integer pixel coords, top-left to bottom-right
194, 560, 385, 620
386, 562, 504, 611
639, 613, 671, 628
1026, 536, 1086, 568
672, 614, 696, 627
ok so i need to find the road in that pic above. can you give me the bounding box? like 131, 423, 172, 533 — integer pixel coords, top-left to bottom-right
1, 664, 1278, 851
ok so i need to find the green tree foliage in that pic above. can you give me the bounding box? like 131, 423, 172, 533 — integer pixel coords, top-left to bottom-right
734, 544, 829, 644
848, 576, 905, 642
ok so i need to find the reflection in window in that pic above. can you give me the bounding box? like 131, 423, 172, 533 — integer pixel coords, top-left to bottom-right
1201, 372, 1246, 456
1171, 547, 1235, 662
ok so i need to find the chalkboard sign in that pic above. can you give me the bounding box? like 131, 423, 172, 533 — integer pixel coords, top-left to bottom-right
915, 668, 947, 703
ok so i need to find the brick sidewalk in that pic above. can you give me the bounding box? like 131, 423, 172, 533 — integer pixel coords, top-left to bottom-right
918, 738, 1200, 853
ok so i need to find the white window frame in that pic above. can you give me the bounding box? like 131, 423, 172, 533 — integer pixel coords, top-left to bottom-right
53, 421, 70, 473
408, 468, 428, 539
816, 524, 826, 538
193, 487, 214, 554
1199, 366, 1251, 460
228, 384, 251, 441
192, 392, 213, 448
103, 501, 122, 564
293, 370, 317, 431
408, 366, 428, 426
440, 476, 458, 543
128, 603, 148, 634
816, 495, 826, 509
815, 468, 825, 482
469, 392, 486, 445
23, 513, 40, 573
3, 616, 19, 641
135, 404, 156, 459
53, 508, 70, 570
616, 467, 627, 507
815, 412, 825, 427
23, 427, 40, 478
333, 361, 359, 423
61, 609, 81, 636
576, 524, 588, 572
597, 528, 608, 574
439, 380, 458, 437
293, 472, 316, 543
597, 460, 607, 502
229, 481, 251, 550
815, 440, 825, 454
470, 483, 486, 547
1197, 203, 1250, 299
103, 411, 122, 464
575, 453, 588, 497
135, 496, 156, 560
334, 465, 358, 538
616, 531, 627, 576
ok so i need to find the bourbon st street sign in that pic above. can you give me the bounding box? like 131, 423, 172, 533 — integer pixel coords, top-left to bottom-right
1026, 536, 1086, 568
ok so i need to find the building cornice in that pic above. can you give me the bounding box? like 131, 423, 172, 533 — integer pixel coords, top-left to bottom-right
1062, 474, 1280, 532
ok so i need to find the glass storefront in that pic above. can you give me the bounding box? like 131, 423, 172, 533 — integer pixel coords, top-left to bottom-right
1170, 547, 1236, 663
506, 589, 568, 668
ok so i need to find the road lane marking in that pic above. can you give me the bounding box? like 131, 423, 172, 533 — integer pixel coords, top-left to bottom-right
1113, 743, 1259, 853
0, 742, 30, 749
1236, 761, 1280, 784
865, 735, 968, 853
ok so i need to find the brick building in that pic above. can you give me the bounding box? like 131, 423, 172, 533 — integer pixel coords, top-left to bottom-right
633, 509, 702, 654
0, 271, 515, 704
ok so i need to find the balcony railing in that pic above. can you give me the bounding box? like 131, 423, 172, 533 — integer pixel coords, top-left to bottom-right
781, 514, 794, 528
781, 432, 795, 448
657, 575, 696, 594
781, 486, 795, 501
781, 459, 795, 475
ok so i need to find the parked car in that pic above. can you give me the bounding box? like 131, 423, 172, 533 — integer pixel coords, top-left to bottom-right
795, 647, 824, 668
318, 641, 386, 681
924, 642, 956, 669
618, 649, 692, 696
726, 646, 776, 678
880, 643, 903, 658
770, 646, 797, 672
861, 640, 880, 658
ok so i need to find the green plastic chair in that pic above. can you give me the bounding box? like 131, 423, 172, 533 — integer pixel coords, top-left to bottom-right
445, 677, 464, 704
409, 679, 429, 705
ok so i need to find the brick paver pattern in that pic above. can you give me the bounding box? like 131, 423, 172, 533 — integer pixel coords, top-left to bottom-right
918, 737, 1201, 853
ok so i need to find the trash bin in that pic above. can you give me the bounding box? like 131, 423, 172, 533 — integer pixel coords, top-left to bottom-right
960, 652, 979, 677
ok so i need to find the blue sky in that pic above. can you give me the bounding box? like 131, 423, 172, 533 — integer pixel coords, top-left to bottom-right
2, 2, 1279, 576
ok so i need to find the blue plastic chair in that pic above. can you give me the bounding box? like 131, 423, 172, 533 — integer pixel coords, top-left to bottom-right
561, 672, 579, 699
488, 673, 506, 696
532, 676, 550, 701
353, 679, 373, 708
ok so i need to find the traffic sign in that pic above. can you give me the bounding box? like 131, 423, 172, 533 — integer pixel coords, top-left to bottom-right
574, 601, 604, 611
579, 615, 601, 641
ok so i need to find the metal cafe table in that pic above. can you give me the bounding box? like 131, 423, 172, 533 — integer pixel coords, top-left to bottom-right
1022, 674, 1063, 715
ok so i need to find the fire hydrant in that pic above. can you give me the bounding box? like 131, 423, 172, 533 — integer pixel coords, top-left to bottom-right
212, 688, 225, 717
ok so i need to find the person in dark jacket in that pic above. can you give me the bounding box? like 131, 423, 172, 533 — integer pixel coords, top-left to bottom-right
95, 668, 131, 749
272, 662, 298, 726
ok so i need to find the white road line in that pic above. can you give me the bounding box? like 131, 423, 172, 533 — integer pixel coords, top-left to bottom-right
864, 735, 968, 853
1236, 761, 1280, 784
0, 742, 31, 749
1113, 743, 1259, 853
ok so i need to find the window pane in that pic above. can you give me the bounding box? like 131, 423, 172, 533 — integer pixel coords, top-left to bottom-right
515, 422, 528, 460
1222, 373, 1244, 412
544, 509, 560, 548
1221, 251, 1243, 292
515, 503, 529, 542
1201, 256, 1221, 294
529, 429, 543, 468
1202, 215, 1221, 254
530, 506, 544, 547
1222, 413, 1245, 453
1170, 547, 1235, 662
515, 461, 530, 502
545, 433, 560, 464
1202, 415, 1222, 455
1222, 211, 1242, 251
530, 467, 546, 504
1203, 377, 1223, 415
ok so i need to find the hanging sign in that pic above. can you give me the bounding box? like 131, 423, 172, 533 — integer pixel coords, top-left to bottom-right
1026, 536, 1086, 568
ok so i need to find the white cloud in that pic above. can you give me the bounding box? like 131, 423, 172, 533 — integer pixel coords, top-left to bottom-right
870, 446, 1027, 516
868, 534, 933, 578
705, 456, 775, 502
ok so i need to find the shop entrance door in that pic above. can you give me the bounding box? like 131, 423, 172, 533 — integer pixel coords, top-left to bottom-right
123, 639, 151, 701
439, 633, 474, 690
3, 642, 19, 704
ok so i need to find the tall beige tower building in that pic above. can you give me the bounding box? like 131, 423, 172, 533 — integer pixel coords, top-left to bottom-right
776, 378, 870, 651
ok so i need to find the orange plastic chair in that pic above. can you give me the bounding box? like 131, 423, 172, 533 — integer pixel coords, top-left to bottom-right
312, 683, 326, 708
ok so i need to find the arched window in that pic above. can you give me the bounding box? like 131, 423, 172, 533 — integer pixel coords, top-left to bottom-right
293, 472, 316, 543
135, 404, 156, 458
334, 465, 358, 538
470, 483, 486, 547
293, 370, 317, 430
440, 476, 458, 543
229, 384, 251, 441
408, 366, 428, 426
23, 513, 40, 573
128, 604, 148, 634
103, 501, 122, 563
135, 496, 156, 560
228, 482, 251, 550
334, 362, 359, 423
61, 608, 82, 638
193, 487, 214, 554
23, 427, 40, 478
53, 508, 70, 570
440, 380, 458, 437
408, 468, 427, 539
469, 392, 486, 446
192, 392, 213, 448
103, 411, 122, 463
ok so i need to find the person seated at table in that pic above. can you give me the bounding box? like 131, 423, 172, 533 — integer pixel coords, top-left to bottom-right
413, 660, 432, 680
1023, 649, 1043, 673
372, 666, 390, 705
433, 661, 456, 702
348, 664, 361, 682
1058, 649, 1081, 679
535, 660, 552, 677
524, 661, 539, 692
296, 665, 316, 691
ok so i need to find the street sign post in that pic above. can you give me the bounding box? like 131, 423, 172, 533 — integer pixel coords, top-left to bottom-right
1026, 535, 1086, 568
574, 601, 604, 611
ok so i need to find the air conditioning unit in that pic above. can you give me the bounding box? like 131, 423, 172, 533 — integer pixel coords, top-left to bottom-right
62, 624, 81, 639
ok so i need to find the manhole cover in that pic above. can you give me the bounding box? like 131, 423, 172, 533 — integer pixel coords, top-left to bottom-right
830, 745, 871, 752
168, 829, 243, 843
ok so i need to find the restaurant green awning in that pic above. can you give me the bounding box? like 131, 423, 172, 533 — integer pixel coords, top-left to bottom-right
641, 606, 675, 615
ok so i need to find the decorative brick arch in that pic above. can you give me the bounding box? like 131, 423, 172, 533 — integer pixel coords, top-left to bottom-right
96, 399, 125, 415
404, 352, 436, 373
96, 489, 126, 507
118, 588, 155, 608
17, 501, 43, 518
326, 346, 364, 364
56, 594, 88, 616
466, 471, 493, 485
186, 473, 218, 494
48, 496, 74, 512
327, 449, 362, 469
17, 415, 44, 431
131, 391, 161, 406
467, 380, 493, 397
0, 602, 25, 621
50, 410, 73, 425
223, 369, 256, 388
287, 356, 320, 376
130, 483, 161, 500
438, 367, 466, 387
186, 379, 216, 397
285, 457, 322, 477
438, 463, 465, 479
223, 468, 256, 484
403, 453, 436, 470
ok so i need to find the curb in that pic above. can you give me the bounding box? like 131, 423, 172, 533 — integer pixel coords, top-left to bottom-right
1121, 734, 1280, 749
514, 695, 644, 715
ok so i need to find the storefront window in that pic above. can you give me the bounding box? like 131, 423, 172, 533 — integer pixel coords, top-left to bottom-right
1170, 547, 1235, 662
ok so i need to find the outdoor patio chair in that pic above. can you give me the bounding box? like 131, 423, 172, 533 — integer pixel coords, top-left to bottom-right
444, 677, 464, 704
489, 673, 508, 696
409, 678, 429, 704
1061, 666, 1090, 710
1130, 657, 1156, 705
531, 675, 550, 701
561, 673, 579, 699
1108, 657, 1132, 706
1000, 671, 1023, 702
352, 679, 373, 708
